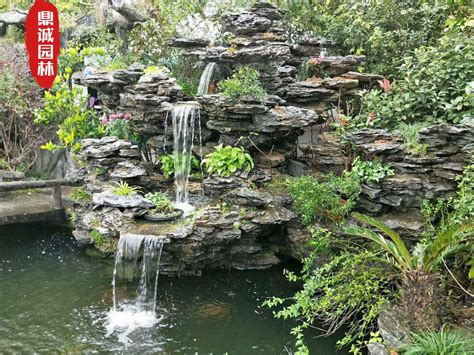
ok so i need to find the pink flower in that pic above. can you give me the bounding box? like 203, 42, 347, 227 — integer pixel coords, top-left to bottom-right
307, 57, 320, 66
378, 78, 391, 93
124, 113, 132, 120
101, 117, 109, 125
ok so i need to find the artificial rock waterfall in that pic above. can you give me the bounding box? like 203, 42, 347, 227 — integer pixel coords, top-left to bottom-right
67, 2, 473, 278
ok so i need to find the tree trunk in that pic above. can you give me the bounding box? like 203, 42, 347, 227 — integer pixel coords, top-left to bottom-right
399, 270, 441, 330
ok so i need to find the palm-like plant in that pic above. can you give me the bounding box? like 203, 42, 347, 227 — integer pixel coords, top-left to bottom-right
345, 212, 470, 273
344, 212, 472, 330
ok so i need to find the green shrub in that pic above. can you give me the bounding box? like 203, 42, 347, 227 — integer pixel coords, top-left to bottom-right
128, 17, 174, 64
218, 66, 267, 101
102, 113, 138, 141
160, 154, 175, 179
128, 0, 208, 64
157, 51, 202, 96
58, 47, 106, 75
202, 144, 254, 177
144, 192, 169, 205
351, 26, 474, 128
272, 0, 468, 77
401, 327, 474, 355
348, 157, 395, 184
423, 162, 474, 233
35, 73, 105, 153
422, 162, 474, 280
100, 56, 133, 72
110, 181, 142, 196
345, 212, 471, 274
264, 231, 392, 353
68, 26, 118, 53
286, 174, 361, 225
70, 187, 92, 202
0, 42, 44, 171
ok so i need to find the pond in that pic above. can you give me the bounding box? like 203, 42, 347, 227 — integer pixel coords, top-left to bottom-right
0, 223, 345, 354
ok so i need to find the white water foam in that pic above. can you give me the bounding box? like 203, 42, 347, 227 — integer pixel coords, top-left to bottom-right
107, 234, 165, 343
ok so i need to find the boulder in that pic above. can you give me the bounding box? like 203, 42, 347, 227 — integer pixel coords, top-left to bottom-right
80, 137, 132, 159
367, 343, 389, 355
171, 37, 210, 48
378, 305, 411, 351
111, 161, 147, 179
92, 192, 154, 209
224, 187, 273, 207
255, 105, 320, 132
72, 229, 92, 246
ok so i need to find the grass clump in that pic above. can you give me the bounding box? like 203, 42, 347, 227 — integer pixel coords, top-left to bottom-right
401, 327, 473, 355
110, 181, 142, 196
70, 187, 92, 202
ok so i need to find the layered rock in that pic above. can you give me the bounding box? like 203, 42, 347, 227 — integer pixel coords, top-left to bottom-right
77, 66, 181, 138
76, 136, 150, 187
197, 94, 321, 150
172, 2, 379, 103
303, 123, 473, 236
71, 177, 302, 275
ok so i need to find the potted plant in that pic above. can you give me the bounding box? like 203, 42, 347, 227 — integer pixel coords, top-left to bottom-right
143, 192, 183, 222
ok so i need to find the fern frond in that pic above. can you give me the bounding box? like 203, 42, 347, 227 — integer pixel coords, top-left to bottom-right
344, 224, 411, 271
351, 212, 412, 267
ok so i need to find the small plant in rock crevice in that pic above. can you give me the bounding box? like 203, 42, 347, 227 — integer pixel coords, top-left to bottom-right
348, 157, 395, 184
95, 167, 108, 176
110, 181, 142, 196
297, 56, 331, 80
70, 186, 92, 202
202, 144, 254, 177
90, 229, 105, 246
218, 66, 267, 101
397, 122, 429, 156
90, 229, 116, 253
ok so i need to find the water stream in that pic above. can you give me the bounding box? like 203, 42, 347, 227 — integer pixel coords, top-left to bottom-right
108, 234, 165, 342
197, 62, 216, 95
171, 102, 201, 214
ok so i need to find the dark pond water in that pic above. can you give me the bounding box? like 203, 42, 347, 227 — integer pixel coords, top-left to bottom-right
0, 223, 346, 354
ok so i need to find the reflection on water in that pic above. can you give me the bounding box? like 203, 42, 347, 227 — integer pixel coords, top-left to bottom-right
0, 223, 346, 353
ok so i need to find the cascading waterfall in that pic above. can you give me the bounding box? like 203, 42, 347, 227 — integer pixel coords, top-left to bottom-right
107, 234, 165, 338
197, 62, 216, 95
171, 102, 201, 214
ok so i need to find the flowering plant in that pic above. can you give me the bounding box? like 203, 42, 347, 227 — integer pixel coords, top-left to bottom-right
101, 112, 135, 141
101, 112, 132, 125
